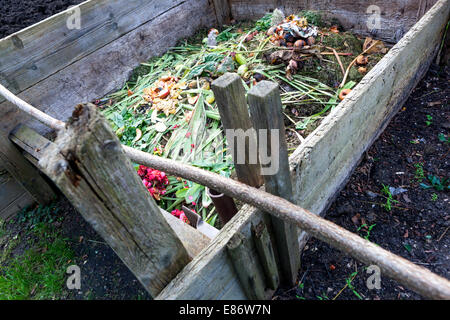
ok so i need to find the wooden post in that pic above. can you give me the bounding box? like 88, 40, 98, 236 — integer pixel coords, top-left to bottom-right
226, 232, 266, 300
38, 103, 191, 297
252, 221, 279, 290
212, 72, 264, 188
247, 81, 300, 285
10, 124, 211, 258
0, 129, 55, 205
212, 0, 231, 27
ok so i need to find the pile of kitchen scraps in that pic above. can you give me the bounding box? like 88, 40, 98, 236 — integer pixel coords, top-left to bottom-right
98, 10, 389, 228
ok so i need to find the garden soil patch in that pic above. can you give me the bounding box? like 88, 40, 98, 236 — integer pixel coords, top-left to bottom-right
58, 200, 151, 300
275, 63, 449, 300
0, 0, 84, 39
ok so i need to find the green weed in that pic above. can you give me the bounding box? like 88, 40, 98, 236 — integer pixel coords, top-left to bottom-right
381, 184, 398, 212
414, 163, 425, 183
357, 223, 376, 241
346, 271, 363, 300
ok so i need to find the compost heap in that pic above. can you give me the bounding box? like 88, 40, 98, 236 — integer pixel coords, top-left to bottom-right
99, 10, 389, 227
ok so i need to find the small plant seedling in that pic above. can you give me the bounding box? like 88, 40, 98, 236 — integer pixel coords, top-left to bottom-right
425, 114, 433, 126
404, 243, 412, 253
381, 184, 398, 211
431, 193, 438, 201
357, 223, 376, 241
346, 271, 363, 300
316, 292, 329, 300
296, 282, 306, 300
414, 163, 425, 183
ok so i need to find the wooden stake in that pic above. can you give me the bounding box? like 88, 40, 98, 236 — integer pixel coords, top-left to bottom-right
247, 80, 300, 285
212, 0, 231, 27
226, 232, 266, 300
252, 221, 279, 290
0, 129, 55, 205
38, 103, 191, 297
212, 73, 264, 188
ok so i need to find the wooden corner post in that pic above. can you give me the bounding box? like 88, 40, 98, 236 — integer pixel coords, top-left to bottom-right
247, 81, 300, 285
212, 72, 264, 188
0, 129, 55, 205
38, 103, 191, 297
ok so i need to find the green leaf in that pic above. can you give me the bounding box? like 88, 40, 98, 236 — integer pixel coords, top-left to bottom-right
175, 188, 188, 199
185, 183, 204, 203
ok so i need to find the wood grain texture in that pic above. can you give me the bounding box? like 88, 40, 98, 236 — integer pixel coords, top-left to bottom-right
157, 0, 450, 300
38, 104, 191, 297
0, 191, 34, 221
252, 221, 279, 290
229, 0, 438, 44
247, 81, 300, 285
0, 130, 55, 205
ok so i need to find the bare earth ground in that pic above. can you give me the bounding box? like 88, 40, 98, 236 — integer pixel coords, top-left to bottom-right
275, 63, 449, 300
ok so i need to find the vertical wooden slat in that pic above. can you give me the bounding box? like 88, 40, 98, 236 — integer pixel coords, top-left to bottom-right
226, 232, 266, 300
212, 72, 264, 188
38, 103, 191, 297
247, 81, 300, 285
0, 130, 55, 205
212, 0, 232, 27
252, 221, 279, 290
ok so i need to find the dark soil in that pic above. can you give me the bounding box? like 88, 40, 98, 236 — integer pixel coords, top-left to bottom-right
0, 0, 84, 39
275, 63, 450, 300
58, 200, 151, 300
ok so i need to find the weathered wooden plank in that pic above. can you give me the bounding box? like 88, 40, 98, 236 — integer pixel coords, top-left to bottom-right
10, 123, 210, 260
0, 0, 217, 136
0, 0, 184, 99
229, 0, 438, 44
9, 124, 53, 160
0, 168, 33, 220
247, 81, 300, 285
0, 191, 34, 221
212, 73, 264, 188
157, 0, 449, 300
38, 103, 191, 297
160, 209, 212, 258
0, 130, 56, 205
0, 178, 28, 211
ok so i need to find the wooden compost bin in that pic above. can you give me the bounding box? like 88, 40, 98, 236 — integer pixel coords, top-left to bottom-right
0, 0, 449, 299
